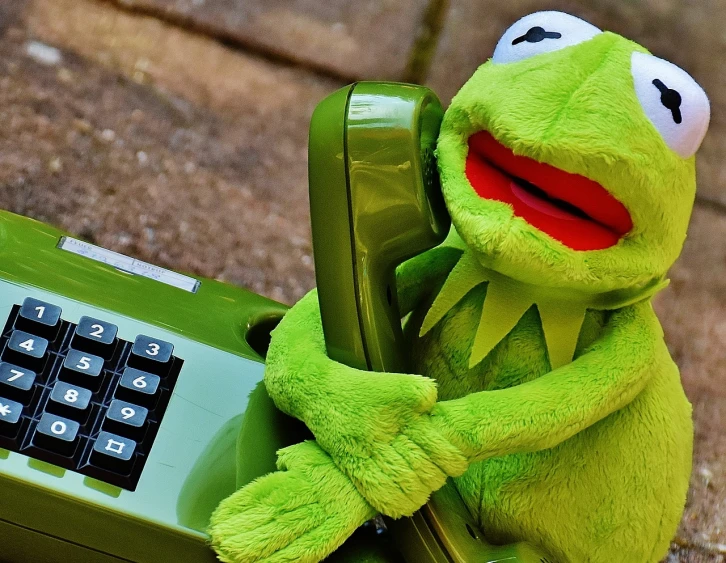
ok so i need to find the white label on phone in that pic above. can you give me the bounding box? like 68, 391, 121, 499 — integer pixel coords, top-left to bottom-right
58, 236, 200, 293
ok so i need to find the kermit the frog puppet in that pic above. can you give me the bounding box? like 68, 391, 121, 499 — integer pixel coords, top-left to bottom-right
209, 11, 711, 563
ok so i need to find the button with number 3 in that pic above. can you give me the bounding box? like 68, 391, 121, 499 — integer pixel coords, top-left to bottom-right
72, 317, 118, 359
128, 335, 173, 374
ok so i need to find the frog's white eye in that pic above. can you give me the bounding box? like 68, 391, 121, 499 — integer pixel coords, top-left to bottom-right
492, 11, 601, 64
631, 52, 710, 158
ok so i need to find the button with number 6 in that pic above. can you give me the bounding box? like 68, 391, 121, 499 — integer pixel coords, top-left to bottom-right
128, 335, 173, 375
115, 367, 160, 407
71, 317, 118, 359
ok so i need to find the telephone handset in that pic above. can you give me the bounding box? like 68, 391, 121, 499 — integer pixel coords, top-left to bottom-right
309, 82, 555, 563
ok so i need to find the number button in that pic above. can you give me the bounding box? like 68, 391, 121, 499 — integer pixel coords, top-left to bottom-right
0, 397, 23, 438
47, 381, 92, 422
115, 368, 160, 407
0, 362, 37, 403
16, 298, 62, 339
90, 431, 137, 474
128, 335, 173, 374
60, 350, 105, 391
33, 413, 80, 456
72, 317, 118, 359
103, 400, 149, 440
3, 330, 49, 371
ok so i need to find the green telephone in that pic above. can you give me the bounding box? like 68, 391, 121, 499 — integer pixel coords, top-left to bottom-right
0, 81, 551, 563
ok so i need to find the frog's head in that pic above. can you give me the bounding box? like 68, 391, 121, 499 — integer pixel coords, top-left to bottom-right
437, 11, 710, 294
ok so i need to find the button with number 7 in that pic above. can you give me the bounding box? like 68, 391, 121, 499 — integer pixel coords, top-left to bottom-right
115, 367, 160, 407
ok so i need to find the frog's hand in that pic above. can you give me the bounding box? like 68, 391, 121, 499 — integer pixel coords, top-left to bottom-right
426, 300, 669, 461
209, 441, 376, 563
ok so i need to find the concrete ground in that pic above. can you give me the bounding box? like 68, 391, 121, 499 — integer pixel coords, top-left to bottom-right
0, 0, 724, 561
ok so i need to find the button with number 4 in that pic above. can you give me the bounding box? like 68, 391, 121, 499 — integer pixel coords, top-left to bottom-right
128, 335, 173, 374
47, 381, 92, 422
115, 367, 160, 407
72, 317, 118, 359
103, 399, 149, 440
0, 362, 36, 403
60, 350, 105, 391
33, 413, 80, 456
16, 298, 62, 339
3, 330, 49, 371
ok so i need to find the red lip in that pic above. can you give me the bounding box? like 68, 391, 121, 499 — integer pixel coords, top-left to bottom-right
466, 132, 633, 251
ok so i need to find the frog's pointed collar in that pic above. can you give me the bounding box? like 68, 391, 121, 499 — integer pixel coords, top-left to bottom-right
420, 230, 669, 369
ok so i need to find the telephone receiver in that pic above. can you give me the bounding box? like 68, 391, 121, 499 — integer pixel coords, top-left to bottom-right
309, 82, 555, 563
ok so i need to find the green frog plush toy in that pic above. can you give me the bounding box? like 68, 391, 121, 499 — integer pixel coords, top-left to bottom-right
209, 11, 710, 563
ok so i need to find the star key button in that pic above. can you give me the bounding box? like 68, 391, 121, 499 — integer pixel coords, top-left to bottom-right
0, 397, 23, 438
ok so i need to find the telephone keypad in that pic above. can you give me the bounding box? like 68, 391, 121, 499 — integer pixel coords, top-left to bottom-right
0, 300, 183, 491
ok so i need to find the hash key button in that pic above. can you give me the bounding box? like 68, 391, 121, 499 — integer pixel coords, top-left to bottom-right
0, 397, 23, 438
17, 298, 62, 339
34, 413, 80, 456
116, 368, 160, 407
47, 381, 92, 422
4, 331, 49, 371
103, 400, 148, 440
0, 362, 36, 402
72, 317, 118, 359
91, 431, 136, 474
128, 335, 173, 374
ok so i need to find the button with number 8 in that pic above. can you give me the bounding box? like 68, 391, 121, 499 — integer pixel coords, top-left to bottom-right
47, 381, 92, 422
115, 367, 160, 407
103, 399, 149, 440
72, 317, 118, 359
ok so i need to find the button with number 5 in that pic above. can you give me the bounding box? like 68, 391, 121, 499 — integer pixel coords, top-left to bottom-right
72, 317, 118, 359
128, 335, 173, 374
115, 367, 160, 407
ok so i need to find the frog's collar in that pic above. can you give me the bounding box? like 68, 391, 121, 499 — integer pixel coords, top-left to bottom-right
420, 231, 668, 369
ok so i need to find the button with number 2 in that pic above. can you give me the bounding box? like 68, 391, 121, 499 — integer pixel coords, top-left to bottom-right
72, 317, 118, 358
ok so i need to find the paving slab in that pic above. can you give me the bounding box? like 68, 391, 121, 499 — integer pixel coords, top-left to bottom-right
3, 0, 346, 305
106, 0, 431, 81
425, 0, 726, 206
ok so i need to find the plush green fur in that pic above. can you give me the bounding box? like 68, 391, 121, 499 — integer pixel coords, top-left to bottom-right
210, 21, 700, 563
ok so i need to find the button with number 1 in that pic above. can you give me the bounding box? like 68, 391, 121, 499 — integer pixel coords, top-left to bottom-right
16, 297, 62, 339
71, 317, 118, 359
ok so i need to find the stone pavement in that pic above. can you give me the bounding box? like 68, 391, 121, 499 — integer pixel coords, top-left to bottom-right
1, 1, 724, 561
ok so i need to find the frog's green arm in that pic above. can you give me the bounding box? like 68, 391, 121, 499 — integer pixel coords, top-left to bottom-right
428, 300, 668, 463
397, 245, 463, 317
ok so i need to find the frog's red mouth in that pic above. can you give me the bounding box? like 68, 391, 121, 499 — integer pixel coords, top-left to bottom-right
466, 131, 633, 251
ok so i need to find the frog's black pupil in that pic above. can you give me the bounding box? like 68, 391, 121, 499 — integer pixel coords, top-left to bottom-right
512, 26, 562, 45
652, 79, 683, 124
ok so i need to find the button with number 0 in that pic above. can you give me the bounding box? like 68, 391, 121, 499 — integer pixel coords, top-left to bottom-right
115, 367, 160, 407
0, 362, 36, 402
3, 330, 49, 371
60, 350, 105, 391
72, 317, 118, 358
47, 381, 92, 422
16, 298, 62, 339
128, 335, 173, 374
33, 413, 80, 456
103, 399, 149, 440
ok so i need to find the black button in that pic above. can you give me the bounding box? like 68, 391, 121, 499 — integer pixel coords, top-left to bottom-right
3, 330, 49, 371
90, 431, 136, 474
103, 400, 148, 440
128, 335, 173, 374
60, 350, 105, 391
47, 381, 92, 422
72, 317, 118, 359
16, 298, 62, 339
33, 413, 80, 456
0, 397, 23, 438
115, 368, 160, 407
0, 362, 36, 403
